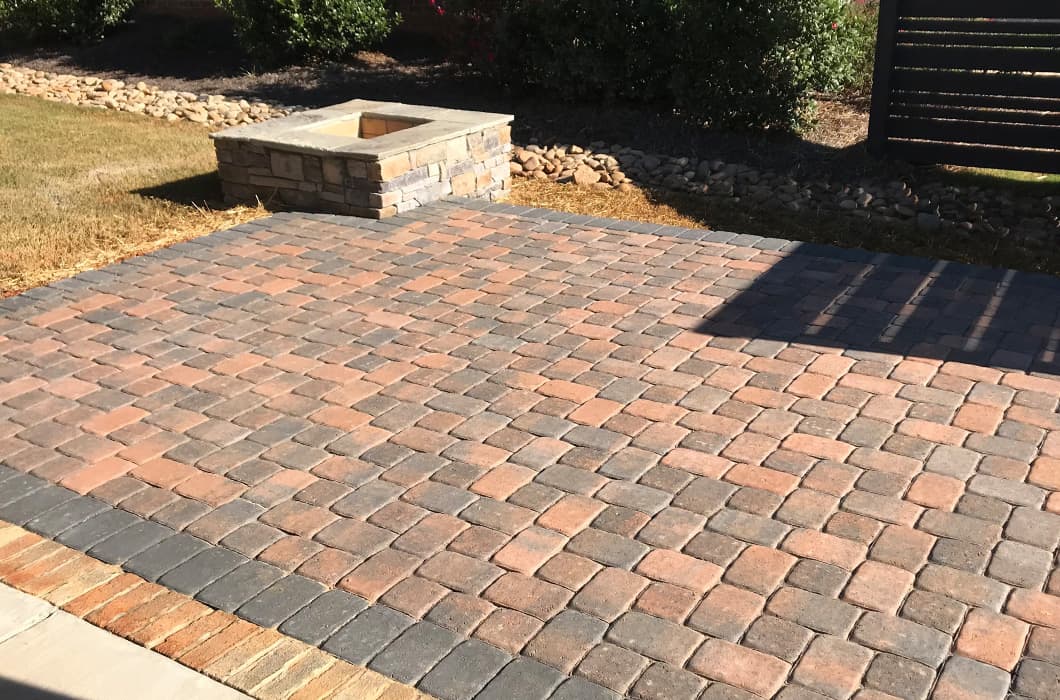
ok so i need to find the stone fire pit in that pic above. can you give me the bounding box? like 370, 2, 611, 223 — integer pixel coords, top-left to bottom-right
211, 100, 513, 218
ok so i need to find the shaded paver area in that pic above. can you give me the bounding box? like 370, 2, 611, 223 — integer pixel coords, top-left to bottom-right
2, 199, 1060, 700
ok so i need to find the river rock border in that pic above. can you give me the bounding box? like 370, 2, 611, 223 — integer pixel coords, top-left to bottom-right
511, 143, 1058, 245
3, 62, 1056, 244
1, 63, 289, 128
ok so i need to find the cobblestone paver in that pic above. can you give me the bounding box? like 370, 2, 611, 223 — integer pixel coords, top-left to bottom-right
2, 199, 1060, 699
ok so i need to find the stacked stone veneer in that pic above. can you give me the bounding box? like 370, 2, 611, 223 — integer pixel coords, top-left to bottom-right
212, 101, 513, 218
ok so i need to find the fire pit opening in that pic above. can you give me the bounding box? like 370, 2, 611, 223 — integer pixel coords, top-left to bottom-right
310, 114, 424, 139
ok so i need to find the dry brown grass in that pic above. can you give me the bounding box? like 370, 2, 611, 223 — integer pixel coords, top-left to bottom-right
509, 178, 1060, 276
805, 97, 871, 151
510, 179, 711, 229
0, 94, 266, 296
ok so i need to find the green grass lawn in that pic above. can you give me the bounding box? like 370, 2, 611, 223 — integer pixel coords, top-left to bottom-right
938, 166, 1060, 194
0, 94, 263, 295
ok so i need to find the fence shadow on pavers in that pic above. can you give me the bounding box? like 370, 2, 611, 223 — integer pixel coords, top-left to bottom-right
0, 678, 80, 700
695, 241, 1060, 375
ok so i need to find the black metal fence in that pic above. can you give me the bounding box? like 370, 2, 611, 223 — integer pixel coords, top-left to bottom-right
867, 0, 1060, 173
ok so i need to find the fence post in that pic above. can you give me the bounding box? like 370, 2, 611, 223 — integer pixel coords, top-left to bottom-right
867, 0, 900, 157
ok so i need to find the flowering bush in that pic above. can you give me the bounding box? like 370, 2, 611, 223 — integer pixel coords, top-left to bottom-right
217, 0, 400, 66
823, 0, 879, 95
433, 0, 876, 130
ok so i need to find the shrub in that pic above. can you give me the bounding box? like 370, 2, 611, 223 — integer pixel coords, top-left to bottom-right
669, 0, 853, 130
216, 0, 400, 66
826, 0, 879, 95
0, 0, 135, 42
438, 0, 874, 131
496, 0, 671, 102
439, 0, 671, 102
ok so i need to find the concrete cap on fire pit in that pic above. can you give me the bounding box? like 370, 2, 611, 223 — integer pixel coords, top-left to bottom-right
210, 99, 513, 161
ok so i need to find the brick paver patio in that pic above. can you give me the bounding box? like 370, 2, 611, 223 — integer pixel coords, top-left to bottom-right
2, 199, 1060, 699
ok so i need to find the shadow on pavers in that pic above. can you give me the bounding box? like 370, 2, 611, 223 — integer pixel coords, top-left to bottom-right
0, 678, 79, 700
696, 241, 1060, 374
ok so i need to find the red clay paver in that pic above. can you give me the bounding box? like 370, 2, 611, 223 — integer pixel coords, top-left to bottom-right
2, 201, 1060, 698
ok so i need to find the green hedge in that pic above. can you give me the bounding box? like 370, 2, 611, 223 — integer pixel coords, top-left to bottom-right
670, 0, 856, 130
216, 0, 400, 66
0, 0, 135, 42
488, 0, 673, 103
443, 0, 876, 131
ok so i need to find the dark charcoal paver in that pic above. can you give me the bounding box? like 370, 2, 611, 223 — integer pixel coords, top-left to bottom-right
195, 560, 285, 612
551, 676, 621, 700
936, 656, 1010, 700
864, 653, 936, 699
417, 640, 512, 700
607, 612, 703, 666
54, 509, 139, 550
123, 532, 210, 581
322, 606, 415, 666
278, 589, 367, 646
84, 518, 171, 564
476, 658, 566, 700
23, 496, 108, 538
0, 474, 46, 508
156, 547, 248, 596
630, 663, 707, 700
368, 621, 462, 684
235, 574, 327, 628
1014, 659, 1060, 700
0, 486, 77, 525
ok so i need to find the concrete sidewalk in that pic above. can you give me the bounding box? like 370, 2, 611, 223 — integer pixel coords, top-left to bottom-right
0, 584, 248, 700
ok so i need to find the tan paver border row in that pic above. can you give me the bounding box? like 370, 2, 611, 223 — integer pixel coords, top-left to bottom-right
0, 518, 428, 700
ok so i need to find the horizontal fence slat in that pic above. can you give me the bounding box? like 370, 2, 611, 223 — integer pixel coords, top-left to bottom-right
894, 44, 1060, 72
888, 140, 1060, 173
888, 116, 1060, 150
898, 18, 1060, 33
891, 68, 1060, 98
891, 103, 1060, 126
872, 0, 1060, 173
897, 31, 1060, 48
893, 90, 1060, 113
897, 0, 1060, 20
